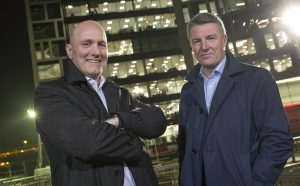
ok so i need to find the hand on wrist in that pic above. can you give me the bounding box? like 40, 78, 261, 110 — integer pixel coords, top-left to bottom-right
105, 115, 119, 127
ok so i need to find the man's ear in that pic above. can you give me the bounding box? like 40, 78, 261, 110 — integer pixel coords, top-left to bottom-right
224, 34, 228, 42
223, 34, 228, 49
65, 44, 73, 59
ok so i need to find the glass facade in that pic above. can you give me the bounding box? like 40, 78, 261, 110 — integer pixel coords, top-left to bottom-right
273, 54, 293, 73
103, 55, 186, 78
38, 62, 61, 80
64, 0, 174, 17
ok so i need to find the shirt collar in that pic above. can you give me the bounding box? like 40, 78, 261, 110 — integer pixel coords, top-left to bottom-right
200, 55, 227, 78
86, 76, 106, 88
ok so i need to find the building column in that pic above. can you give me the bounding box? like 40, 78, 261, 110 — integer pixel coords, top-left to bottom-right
173, 0, 195, 71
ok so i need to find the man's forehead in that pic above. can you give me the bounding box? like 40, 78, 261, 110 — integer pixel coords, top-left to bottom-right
71, 23, 106, 42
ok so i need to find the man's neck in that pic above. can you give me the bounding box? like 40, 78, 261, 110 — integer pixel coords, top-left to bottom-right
202, 68, 214, 77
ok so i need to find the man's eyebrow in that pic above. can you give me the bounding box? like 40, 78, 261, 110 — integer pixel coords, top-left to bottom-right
81, 39, 92, 43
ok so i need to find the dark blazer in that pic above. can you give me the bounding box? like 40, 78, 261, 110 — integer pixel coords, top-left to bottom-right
34, 61, 167, 186
177, 51, 293, 186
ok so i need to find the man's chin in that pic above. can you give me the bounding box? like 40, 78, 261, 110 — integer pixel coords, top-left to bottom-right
200, 62, 219, 70
87, 72, 101, 79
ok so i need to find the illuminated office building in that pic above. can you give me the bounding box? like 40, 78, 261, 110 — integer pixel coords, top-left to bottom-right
25, 0, 300, 164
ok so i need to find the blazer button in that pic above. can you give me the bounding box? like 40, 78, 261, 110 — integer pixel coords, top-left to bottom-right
191, 148, 197, 155
90, 118, 98, 125
128, 139, 134, 145
199, 107, 204, 114
137, 115, 143, 121
114, 169, 120, 176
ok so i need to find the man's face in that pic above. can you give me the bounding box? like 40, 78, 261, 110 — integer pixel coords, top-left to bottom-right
65, 21, 108, 80
189, 23, 227, 72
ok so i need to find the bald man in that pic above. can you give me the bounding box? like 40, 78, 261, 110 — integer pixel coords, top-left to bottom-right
34, 20, 167, 186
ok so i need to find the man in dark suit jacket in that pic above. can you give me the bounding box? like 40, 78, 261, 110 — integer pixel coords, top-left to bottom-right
177, 13, 293, 186
34, 20, 167, 186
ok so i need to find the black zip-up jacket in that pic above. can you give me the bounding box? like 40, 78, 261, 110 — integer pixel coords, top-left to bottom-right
34, 61, 167, 186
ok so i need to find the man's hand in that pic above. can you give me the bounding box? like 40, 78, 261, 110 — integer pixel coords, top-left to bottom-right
131, 107, 141, 112
105, 115, 120, 127
105, 107, 141, 128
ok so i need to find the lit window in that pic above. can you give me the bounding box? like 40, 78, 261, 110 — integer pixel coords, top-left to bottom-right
257, 19, 269, 29
236, 3, 245, 6
264, 33, 275, 50
251, 59, 271, 71
38, 63, 61, 80
235, 38, 256, 56
273, 55, 293, 73
167, 1, 172, 6
199, 3, 207, 13
275, 31, 290, 48
228, 42, 235, 54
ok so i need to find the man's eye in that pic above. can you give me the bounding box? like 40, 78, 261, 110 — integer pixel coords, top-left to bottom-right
207, 36, 216, 40
82, 42, 91, 47
99, 43, 107, 48
192, 40, 200, 45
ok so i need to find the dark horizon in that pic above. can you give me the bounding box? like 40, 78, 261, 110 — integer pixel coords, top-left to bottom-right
0, 1, 36, 150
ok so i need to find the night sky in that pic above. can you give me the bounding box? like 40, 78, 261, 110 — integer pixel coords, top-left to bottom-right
0, 1, 36, 150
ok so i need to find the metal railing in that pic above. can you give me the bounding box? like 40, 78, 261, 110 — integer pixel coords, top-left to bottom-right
155, 163, 179, 186
0, 176, 51, 186
1, 136, 299, 186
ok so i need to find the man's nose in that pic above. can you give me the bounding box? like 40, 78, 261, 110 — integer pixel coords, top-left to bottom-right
200, 41, 208, 50
91, 45, 101, 55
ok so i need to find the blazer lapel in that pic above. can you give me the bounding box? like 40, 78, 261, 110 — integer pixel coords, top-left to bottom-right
204, 75, 236, 140
185, 64, 207, 114
189, 77, 207, 114
203, 52, 244, 142
102, 81, 118, 114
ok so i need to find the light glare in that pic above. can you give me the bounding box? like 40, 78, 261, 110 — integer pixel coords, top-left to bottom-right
27, 109, 36, 118
282, 6, 300, 36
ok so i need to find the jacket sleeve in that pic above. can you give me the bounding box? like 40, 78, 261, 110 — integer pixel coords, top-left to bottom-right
177, 96, 187, 173
116, 87, 167, 139
34, 85, 143, 162
251, 69, 294, 185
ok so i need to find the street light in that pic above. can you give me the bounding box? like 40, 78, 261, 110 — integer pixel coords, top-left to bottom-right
282, 6, 300, 36
27, 109, 36, 119
27, 109, 42, 168
23, 140, 28, 148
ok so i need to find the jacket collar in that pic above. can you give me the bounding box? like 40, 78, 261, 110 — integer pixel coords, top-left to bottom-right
183, 51, 246, 147
64, 60, 117, 90
64, 61, 89, 85
186, 50, 244, 82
